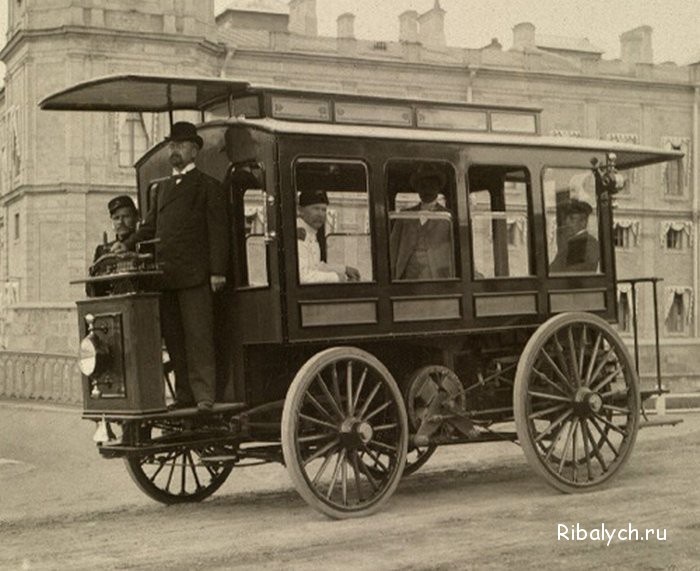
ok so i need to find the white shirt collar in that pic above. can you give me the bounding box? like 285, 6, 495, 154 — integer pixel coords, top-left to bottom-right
296, 217, 318, 238
172, 162, 196, 177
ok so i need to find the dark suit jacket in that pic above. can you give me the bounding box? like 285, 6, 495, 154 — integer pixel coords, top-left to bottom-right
549, 231, 600, 273
389, 203, 454, 280
125, 169, 229, 290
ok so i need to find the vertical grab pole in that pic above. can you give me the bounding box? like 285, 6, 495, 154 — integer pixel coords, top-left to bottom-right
652, 279, 663, 392
630, 282, 640, 374
167, 83, 174, 128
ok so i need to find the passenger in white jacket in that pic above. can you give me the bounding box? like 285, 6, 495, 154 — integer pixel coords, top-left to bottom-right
296, 189, 360, 284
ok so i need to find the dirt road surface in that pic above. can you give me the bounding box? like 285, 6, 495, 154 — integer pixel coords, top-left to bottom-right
1, 400, 698, 570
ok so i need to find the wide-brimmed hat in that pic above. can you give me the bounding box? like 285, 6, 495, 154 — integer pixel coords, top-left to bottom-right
410, 163, 447, 192
562, 198, 593, 217
107, 195, 137, 216
165, 121, 203, 149
298, 189, 329, 207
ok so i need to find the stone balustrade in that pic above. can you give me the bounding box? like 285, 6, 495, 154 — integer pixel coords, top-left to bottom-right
0, 351, 81, 405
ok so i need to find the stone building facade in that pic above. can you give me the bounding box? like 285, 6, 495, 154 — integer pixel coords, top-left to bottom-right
0, 0, 698, 402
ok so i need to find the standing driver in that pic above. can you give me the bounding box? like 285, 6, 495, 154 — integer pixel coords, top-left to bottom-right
112, 122, 229, 411
87, 195, 138, 296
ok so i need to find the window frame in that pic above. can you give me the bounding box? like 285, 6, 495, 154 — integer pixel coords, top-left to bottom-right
292, 157, 375, 287
541, 165, 604, 277
384, 158, 461, 284
466, 162, 535, 281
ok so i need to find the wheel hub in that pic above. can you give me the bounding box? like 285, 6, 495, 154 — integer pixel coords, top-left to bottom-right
574, 387, 603, 416
339, 418, 373, 448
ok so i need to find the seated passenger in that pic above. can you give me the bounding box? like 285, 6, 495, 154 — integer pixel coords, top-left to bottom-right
549, 199, 600, 273
389, 164, 454, 280
297, 190, 361, 283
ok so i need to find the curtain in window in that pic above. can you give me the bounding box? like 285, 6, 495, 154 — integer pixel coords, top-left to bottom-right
613, 219, 640, 246
661, 136, 691, 194
663, 286, 694, 326
659, 221, 693, 248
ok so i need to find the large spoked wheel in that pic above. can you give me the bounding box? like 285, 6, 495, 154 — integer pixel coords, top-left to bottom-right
514, 312, 640, 493
282, 347, 408, 519
124, 426, 233, 504
403, 366, 465, 476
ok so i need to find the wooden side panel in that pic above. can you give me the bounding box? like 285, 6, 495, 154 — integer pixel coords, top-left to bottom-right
474, 293, 538, 317
549, 290, 607, 313
300, 300, 378, 327
392, 296, 462, 322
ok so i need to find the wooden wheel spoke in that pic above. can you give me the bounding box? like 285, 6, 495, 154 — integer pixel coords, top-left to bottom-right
312, 449, 336, 486
305, 391, 336, 423
602, 404, 631, 415
535, 409, 573, 444
361, 444, 389, 473
372, 423, 398, 431
582, 419, 593, 480
543, 419, 569, 462
570, 420, 579, 482
356, 451, 380, 491
148, 452, 175, 483
164, 452, 177, 492
357, 382, 381, 419
528, 403, 567, 420
363, 399, 392, 422
589, 417, 619, 456
540, 348, 575, 390
594, 414, 628, 437
557, 420, 576, 474
187, 450, 202, 490
577, 325, 587, 380
599, 388, 628, 401
326, 449, 346, 500
590, 365, 624, 393
351, 367, 368, 415
367, 439, 397, 454
298, 432, 336, 443
345, 360, 354, 416
582, 420, 608, 472
532, 367, 570, 396
315, 374, 344, 420
331, 364, 343, 413
180, 451, 187, 494
584, 332, 602, 385
303, 437, 340, 467
528, 390, 571, 403
350, 451, 364, 502
341, 451, 348, 505
552, 335, 573, 381
585, 346, 616, 388
299, 413, 338, 431
566, 327, 581, 386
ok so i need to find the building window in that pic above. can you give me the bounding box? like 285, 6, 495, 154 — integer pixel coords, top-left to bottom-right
388, 160, 458, 282
663, 286, 693, 335
14, 212, 19, 240
543, 168, 601, 275
661, 137, 691, 197
294, 159, 372, 284
118, 113, 150, 167
617, 289, 633, 334
612, 219, 639, 250
614, 226, 629, 249
660, 221, 692, 251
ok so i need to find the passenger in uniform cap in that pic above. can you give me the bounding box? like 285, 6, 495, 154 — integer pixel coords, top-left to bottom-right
112, 120, 228, 412
297, 189, 361, 283
390, 163, 455, 280
549, 198, 600, 273
86, 195, 139, 296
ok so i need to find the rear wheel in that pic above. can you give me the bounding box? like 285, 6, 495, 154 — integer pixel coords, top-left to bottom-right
282, 347, 408, 519
514, 313, 639, 493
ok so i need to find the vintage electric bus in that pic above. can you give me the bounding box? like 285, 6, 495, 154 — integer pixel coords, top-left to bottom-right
41, 75, 683, 518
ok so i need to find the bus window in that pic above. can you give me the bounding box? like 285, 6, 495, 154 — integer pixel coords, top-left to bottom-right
543, 168, 601, 275
230, 163, 268, 287
294, 159, 372, 284
468, 165, 533, 279
386, 160, 458, 282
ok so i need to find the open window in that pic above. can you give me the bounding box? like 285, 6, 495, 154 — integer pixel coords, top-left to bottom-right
294, 159, 372, 284
468, 165, 533, 279
230, 161, 268, 287
386, 160, 458, 281
543, 168, 601, 275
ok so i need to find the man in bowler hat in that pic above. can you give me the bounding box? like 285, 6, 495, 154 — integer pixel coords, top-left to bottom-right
549, 198, 600, 273
86, 195, 139, 296
113, 121, 229, 411
389, 164, 455, 280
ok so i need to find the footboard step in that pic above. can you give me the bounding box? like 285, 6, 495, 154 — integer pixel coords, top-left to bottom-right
639, 416, 684, 429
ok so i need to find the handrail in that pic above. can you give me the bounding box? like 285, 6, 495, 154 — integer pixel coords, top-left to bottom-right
616, 277, 663, 393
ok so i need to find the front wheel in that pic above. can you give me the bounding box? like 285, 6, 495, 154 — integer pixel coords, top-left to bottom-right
514, 313, 640, 493
282, 347, 408, 519
124, 425, 233, 504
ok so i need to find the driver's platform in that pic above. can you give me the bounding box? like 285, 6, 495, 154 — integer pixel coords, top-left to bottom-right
82, 402, 246, 421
